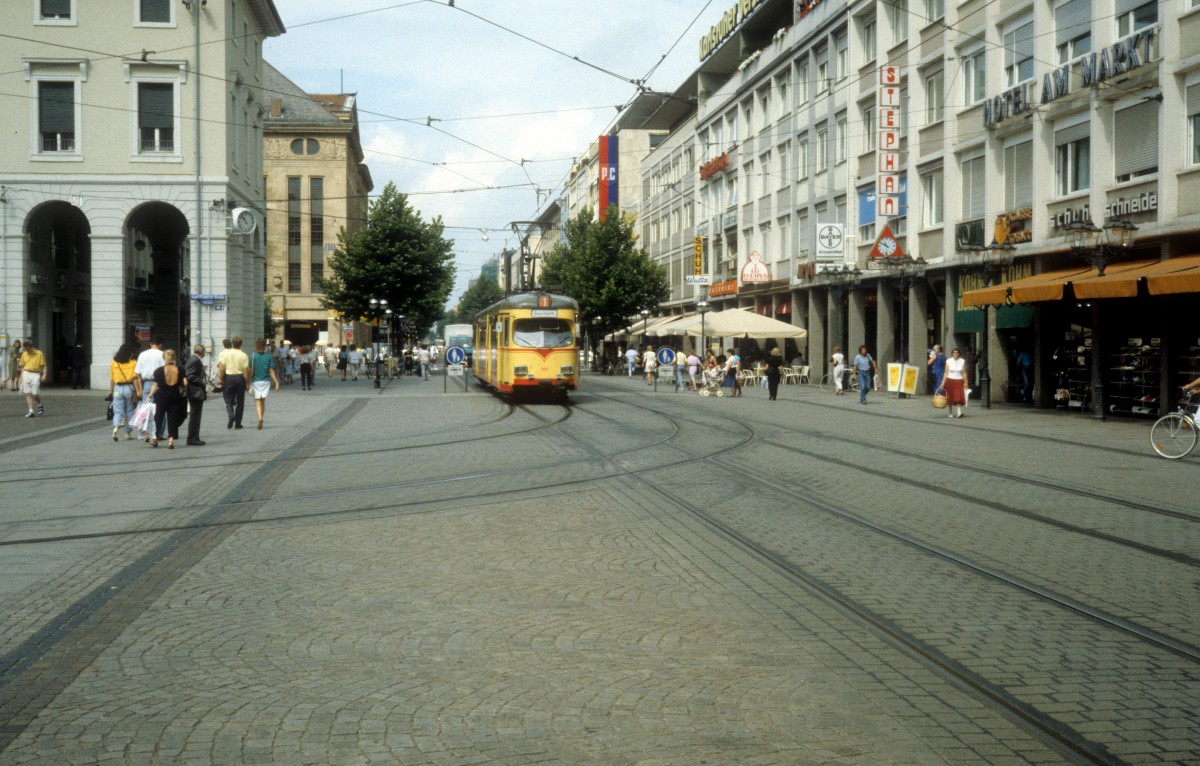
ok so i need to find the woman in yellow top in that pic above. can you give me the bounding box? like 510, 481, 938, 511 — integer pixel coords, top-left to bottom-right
108, 343, 141, 441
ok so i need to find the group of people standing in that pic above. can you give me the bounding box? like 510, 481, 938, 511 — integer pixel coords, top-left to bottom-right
107, 335, 280, 448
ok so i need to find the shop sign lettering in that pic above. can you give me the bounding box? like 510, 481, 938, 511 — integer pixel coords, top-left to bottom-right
710, 279, 739, 297
700, 153, 730, 181
984, 28, 1155, 129
699, 0, 768, 61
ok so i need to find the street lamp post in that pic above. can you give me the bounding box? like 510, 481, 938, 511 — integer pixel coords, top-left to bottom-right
1066, 217, 1138, 420
824, 265, 862, 385
696, 300, 709, 361
959, 239, 1016, 409
368, 297, 388, 388
871, 257, 926, 398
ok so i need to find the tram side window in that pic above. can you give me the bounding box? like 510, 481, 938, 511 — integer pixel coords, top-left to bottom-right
513, 319, 573, 348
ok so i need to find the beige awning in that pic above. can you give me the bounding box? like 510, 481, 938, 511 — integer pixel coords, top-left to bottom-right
1145, 254, 1200, 295
1070, 259, 1160, 299
961, 266, 1093, 306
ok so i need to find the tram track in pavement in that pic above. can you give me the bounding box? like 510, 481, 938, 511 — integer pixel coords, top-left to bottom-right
581, 385, 1200, 656
545, 396, 1130, 765
0, 398, 717, 548
0, 396, 527, 486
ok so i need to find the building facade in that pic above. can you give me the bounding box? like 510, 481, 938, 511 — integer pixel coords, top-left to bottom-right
0, 0, 285, 387
616, 0, 1200, 413
261, 62, 372, 348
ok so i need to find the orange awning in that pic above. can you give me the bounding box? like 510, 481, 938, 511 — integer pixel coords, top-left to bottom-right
961, 266, 1093, 307
1071, 259, 1160, 299
1145, 254, 1200, 295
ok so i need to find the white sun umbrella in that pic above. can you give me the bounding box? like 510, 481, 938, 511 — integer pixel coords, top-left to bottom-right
655, 308, 806, 339
646, 313, 700, 336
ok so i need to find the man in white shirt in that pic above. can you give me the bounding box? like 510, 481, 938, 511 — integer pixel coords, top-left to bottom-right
418, 345, 431, 380
134, 335, 165, 440
624, 347, 638, 377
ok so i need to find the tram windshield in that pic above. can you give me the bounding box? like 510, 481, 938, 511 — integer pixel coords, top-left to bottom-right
513, 319, 573, 348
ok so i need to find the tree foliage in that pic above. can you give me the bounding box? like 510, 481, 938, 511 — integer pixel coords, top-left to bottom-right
319, 183, 456, 336
537, 207, 668, 342
456, 275, 506, 323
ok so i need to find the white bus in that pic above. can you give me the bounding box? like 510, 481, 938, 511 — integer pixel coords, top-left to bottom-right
444, 323, 473, 367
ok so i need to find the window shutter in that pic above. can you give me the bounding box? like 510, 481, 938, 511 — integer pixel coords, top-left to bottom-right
41, 0, 71, 17
140, 0, 169, 22
138, 83, 173, 129
1114, 0, 1143, 18
1055, 121, 1089, 147
1114, 101, 1158, 177
1004, 142, 1033, 210
38, 82, 74, 133
1055, 0, 1090, 45
1005, 22, 1034, 69
961, 157, 985, 219
1187, 84, 1200, 117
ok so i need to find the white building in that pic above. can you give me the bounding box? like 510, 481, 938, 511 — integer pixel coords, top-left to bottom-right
626, 0, 1200, 411
0, 0, 284, 387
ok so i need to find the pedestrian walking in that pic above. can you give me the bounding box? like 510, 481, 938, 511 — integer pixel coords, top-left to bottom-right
184, 344, 208, 446
17, 338, 48, 418
337, 345, 349, 380
927, 344, 946, 393
418, 344, 431, 380
944, 348, 968, 418
299, 345, 315, 390
643, 345, 656, 385
249, 338, 280, 429
831, 345, 846, 395
852, 345, 876, 405
6, 340, 21, 391
135, 335, 165, 439
218, 336, 250, 429
765, 347, 784, 400
68, 340, 88, 389
348, 344, 362, 381
686, 352, 700, 390
625, 346, 638, 377
674, 347, 686, 391
147, 349, 187, 449
723, 348, 742, 397
324, 343, 337, 376
108, 343, 140, 441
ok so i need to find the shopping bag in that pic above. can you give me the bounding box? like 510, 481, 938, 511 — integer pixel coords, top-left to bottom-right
129, 400, 155, 430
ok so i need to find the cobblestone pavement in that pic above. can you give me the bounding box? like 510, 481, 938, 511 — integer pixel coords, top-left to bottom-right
0, 373, 1195, 764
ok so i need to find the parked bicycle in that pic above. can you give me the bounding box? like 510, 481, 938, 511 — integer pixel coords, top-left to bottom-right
818, 368, 858, 394
1150, 391, 1197, 459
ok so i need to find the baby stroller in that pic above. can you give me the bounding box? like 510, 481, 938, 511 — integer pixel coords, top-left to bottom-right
699, 367, 726, 397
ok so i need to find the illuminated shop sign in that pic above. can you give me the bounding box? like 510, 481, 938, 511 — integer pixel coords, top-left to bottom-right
1049, 193, 1157, 230
984, 29, 1156, 129
699, 0, 768, 61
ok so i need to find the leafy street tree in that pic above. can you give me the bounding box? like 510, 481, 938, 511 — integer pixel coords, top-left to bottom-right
319, 182, 456, 337
455, 275, 506, 323
538, 207, 668, 348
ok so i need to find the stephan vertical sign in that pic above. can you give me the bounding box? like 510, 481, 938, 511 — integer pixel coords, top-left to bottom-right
598, 135, 619, 222
877, 66, 902, 226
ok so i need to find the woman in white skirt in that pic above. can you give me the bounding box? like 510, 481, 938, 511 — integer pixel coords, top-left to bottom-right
831, 345, 846, 395
249, 337, 280, 429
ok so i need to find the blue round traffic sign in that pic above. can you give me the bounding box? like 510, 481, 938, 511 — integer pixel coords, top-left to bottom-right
445, 346, 466, 365
656, 347, 676, 366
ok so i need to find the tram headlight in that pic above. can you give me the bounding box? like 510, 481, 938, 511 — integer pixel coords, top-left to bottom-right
514, 365, 529, 377
560, 365, 574, 375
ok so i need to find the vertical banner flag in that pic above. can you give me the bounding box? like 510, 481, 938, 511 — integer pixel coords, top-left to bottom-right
693, 236, 703, 275
598, 135, 619, 222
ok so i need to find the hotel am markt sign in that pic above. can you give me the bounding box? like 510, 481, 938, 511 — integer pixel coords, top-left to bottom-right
983, 28, 1156, 129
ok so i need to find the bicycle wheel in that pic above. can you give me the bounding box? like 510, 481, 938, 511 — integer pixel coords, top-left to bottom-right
819, 373, 833, 393
1150, 413, 1197, 459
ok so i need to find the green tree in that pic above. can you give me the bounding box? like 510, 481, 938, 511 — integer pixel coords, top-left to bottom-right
319, 183, 456, 336
456, 275, 506, 322
263, 294, 283, 339
538, 207, 668, 343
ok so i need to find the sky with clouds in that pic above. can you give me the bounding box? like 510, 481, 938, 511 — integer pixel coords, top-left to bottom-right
263, 0, 729, 310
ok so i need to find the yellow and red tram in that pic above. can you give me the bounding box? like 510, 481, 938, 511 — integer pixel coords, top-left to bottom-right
473, 292, 579, 397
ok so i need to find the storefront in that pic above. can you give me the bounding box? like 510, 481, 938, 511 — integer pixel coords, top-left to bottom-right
962, 254, 1200, 417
